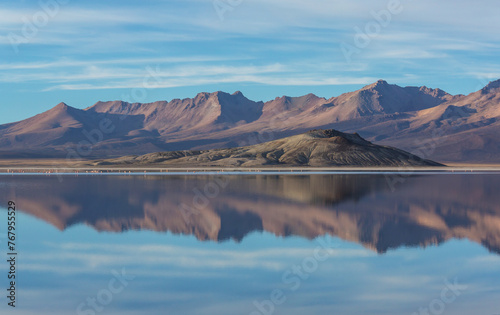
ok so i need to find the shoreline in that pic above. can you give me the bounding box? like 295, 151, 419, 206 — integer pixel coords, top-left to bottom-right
1, 166, 500, 175
1, 159, 500, 174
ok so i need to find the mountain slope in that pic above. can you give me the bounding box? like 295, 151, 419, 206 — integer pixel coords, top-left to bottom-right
87, 91, 264, 135
0, 79, 499, 162
322, 79, 454, 120
0, 103, 92, 153
354, 79, 500, 162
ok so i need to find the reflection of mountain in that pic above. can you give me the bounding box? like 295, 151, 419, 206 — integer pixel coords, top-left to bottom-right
1, 174, 500, 254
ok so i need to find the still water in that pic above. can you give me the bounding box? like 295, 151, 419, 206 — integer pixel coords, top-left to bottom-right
0, 173, 499, 315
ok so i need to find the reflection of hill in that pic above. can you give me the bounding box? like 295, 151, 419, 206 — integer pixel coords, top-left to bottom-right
1, 174, 499, 254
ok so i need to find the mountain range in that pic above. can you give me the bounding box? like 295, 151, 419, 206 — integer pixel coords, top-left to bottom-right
1, 79, 499, 163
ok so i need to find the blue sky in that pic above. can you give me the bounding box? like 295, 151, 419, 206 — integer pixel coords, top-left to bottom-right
1, 0, 500, 124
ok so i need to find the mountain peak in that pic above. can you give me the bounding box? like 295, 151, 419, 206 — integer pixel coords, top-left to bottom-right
46, 102, 76, 115
212, 91, 227, 96
200, 91, 242, 101
54, 102, 69, 110
194, 91, 211, 100
481, 79, 500, 93
307, 129, 369, 145
212, 91, 255, 105
308, 129, 347, 138
362, 79, 390, 90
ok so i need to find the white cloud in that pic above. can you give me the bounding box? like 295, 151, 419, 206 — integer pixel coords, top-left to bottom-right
0, 56, 253, 70
0, 59, 380, 91
0, 0, 498, 107
23, 241, 371, 274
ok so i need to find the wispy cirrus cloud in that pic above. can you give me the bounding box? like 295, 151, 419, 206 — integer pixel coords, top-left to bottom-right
0, 58, 377, 93
24, 241, 371, 273
0, 56, 253, 70
0, 0, 499, 123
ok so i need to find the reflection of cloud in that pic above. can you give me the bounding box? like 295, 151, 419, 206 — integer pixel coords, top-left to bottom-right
466, 255, 500, 269
9, 236, 500, 315
370, 275, 433, 287
26, 239, 371, 274
356, 292, 422, 302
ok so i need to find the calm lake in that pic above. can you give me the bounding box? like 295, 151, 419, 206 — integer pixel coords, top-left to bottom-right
0, 173, 499, 315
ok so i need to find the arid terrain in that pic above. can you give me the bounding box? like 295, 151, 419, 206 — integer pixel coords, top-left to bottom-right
87, 129, 441, 168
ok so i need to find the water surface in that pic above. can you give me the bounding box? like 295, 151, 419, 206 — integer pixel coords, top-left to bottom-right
0, 174, 499, 314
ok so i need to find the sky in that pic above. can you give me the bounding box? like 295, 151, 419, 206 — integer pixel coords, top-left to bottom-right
1, 0, 500, 124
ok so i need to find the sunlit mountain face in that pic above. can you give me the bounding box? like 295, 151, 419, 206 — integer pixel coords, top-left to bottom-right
1, 80, 500, 163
